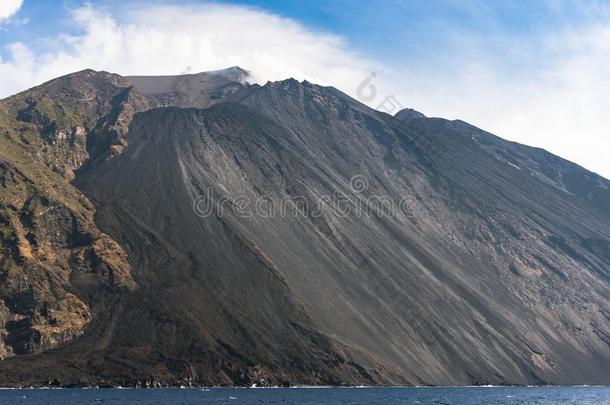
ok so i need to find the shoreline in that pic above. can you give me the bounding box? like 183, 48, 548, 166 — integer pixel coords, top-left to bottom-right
1, 385, 608, 390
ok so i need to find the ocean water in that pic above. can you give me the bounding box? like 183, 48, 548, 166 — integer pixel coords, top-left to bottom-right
0, 386, 608, 404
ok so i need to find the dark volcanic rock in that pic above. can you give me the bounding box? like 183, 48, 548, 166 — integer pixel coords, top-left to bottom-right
0, 69, 608, 387
395, 108, 426, 121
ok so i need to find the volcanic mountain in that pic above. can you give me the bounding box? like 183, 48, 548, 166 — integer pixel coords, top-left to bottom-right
0, 68, 608, 387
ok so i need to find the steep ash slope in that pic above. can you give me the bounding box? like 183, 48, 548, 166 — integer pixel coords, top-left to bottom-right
398, 114, 610, 217
80, 81, 610, 385
0, 69, 608, 386
234, 81, 610, 384
71, 106, 382, 386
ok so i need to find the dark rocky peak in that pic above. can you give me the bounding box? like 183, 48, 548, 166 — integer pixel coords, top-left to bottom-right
210, 66, 250, 82
253, 77, 373, 118
262, 77, 329, 92
261, 77, 305, 94
395, 108, 426, 121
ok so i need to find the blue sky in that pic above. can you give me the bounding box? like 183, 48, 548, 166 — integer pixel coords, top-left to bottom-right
1, 0, 610, 177
4, 0, 602, 65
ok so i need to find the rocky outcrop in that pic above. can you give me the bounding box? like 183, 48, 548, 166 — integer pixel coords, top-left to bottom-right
0, 156, 135, 359
4, 70, 149, 179
0, 71, 139, 360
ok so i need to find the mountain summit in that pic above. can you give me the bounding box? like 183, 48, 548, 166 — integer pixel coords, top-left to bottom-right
0, 68, 608, 387
126, 66, 252, 109
395, 107, 426, 121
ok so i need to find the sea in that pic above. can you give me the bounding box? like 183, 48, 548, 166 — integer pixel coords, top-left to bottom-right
0, 386, 608, 404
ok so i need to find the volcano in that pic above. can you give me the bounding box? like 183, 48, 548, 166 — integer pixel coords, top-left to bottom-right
0, 68, 608, 387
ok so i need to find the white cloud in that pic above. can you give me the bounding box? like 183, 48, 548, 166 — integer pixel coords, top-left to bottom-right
0, 0, 23, 22
0, 1, 608, 178
0, 3, 377, 99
